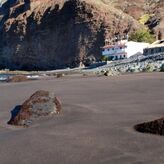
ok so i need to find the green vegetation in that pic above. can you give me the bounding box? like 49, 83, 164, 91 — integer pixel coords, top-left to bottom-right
143, 63, 154, 72
100, 55, 114, 61
100, 55, 108, 61
139, 14, 152, 25
129, 28, 155, 43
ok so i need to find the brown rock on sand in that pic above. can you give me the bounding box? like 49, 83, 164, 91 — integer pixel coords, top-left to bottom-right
8, 90, 62, 126
135, 118, 164, 136
7, 75, 28, 83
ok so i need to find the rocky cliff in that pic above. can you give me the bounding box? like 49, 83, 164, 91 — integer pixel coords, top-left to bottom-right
111, 0, 164, 36
0, 0, 163, 70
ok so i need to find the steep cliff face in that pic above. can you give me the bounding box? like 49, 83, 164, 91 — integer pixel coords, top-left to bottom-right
0, 0, 147, 70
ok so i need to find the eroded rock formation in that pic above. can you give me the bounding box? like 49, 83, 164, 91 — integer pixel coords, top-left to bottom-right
8, 90, 62, 126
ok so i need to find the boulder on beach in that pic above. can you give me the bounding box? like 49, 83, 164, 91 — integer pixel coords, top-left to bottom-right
7, 75, 28, 82
8, 90, 62, 126
135, 118, 164, 136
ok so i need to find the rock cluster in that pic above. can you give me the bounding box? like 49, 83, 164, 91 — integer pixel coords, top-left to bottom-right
8, 90, 62, 126
95, 54, 164, 74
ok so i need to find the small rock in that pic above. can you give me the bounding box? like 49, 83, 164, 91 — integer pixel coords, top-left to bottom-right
104, 70, 119, 76
56, 73, 64, 78
8, 90, 62, 126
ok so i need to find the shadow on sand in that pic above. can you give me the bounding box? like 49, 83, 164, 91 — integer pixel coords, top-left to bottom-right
7, 105, 21, 125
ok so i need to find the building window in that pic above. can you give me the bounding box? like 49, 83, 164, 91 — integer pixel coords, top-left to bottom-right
151, 49, 154, 54
144, 49, 148, 55
162, 47, 164, 51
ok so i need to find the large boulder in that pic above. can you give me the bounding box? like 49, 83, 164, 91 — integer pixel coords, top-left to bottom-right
7, 75, 28, 82
135, 118, 164, 136
8, 90, 62, 126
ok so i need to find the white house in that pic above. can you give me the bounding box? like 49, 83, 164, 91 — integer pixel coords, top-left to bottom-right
102, 40, 150, 60
102, 40, 128, 60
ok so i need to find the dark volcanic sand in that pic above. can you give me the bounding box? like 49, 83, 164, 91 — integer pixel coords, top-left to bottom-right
0, 72, 164, 164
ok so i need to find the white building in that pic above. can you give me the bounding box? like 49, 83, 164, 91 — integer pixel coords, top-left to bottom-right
126, 41, 150, 58
102, 40, 128, 60
102, 40, 150, 60
143, 39, 164, 56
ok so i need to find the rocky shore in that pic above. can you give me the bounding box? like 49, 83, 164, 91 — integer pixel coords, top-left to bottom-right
87, 54, 164, 75
1, 54, 164, 82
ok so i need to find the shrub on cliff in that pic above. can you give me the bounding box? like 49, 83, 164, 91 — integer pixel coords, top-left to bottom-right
129, 28, 155, 43
143, 63, 154, 72
100, 56, 108, 61
139, 14, 153, 25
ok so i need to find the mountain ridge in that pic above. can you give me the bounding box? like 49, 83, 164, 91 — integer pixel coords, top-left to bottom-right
0, 0, 163, 70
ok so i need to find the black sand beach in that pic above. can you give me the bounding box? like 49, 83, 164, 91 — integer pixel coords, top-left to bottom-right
0, 72, 164, 164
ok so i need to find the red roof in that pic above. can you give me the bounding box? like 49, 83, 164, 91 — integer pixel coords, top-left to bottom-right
102, 45, 115, 49
102, 43, 127, 49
